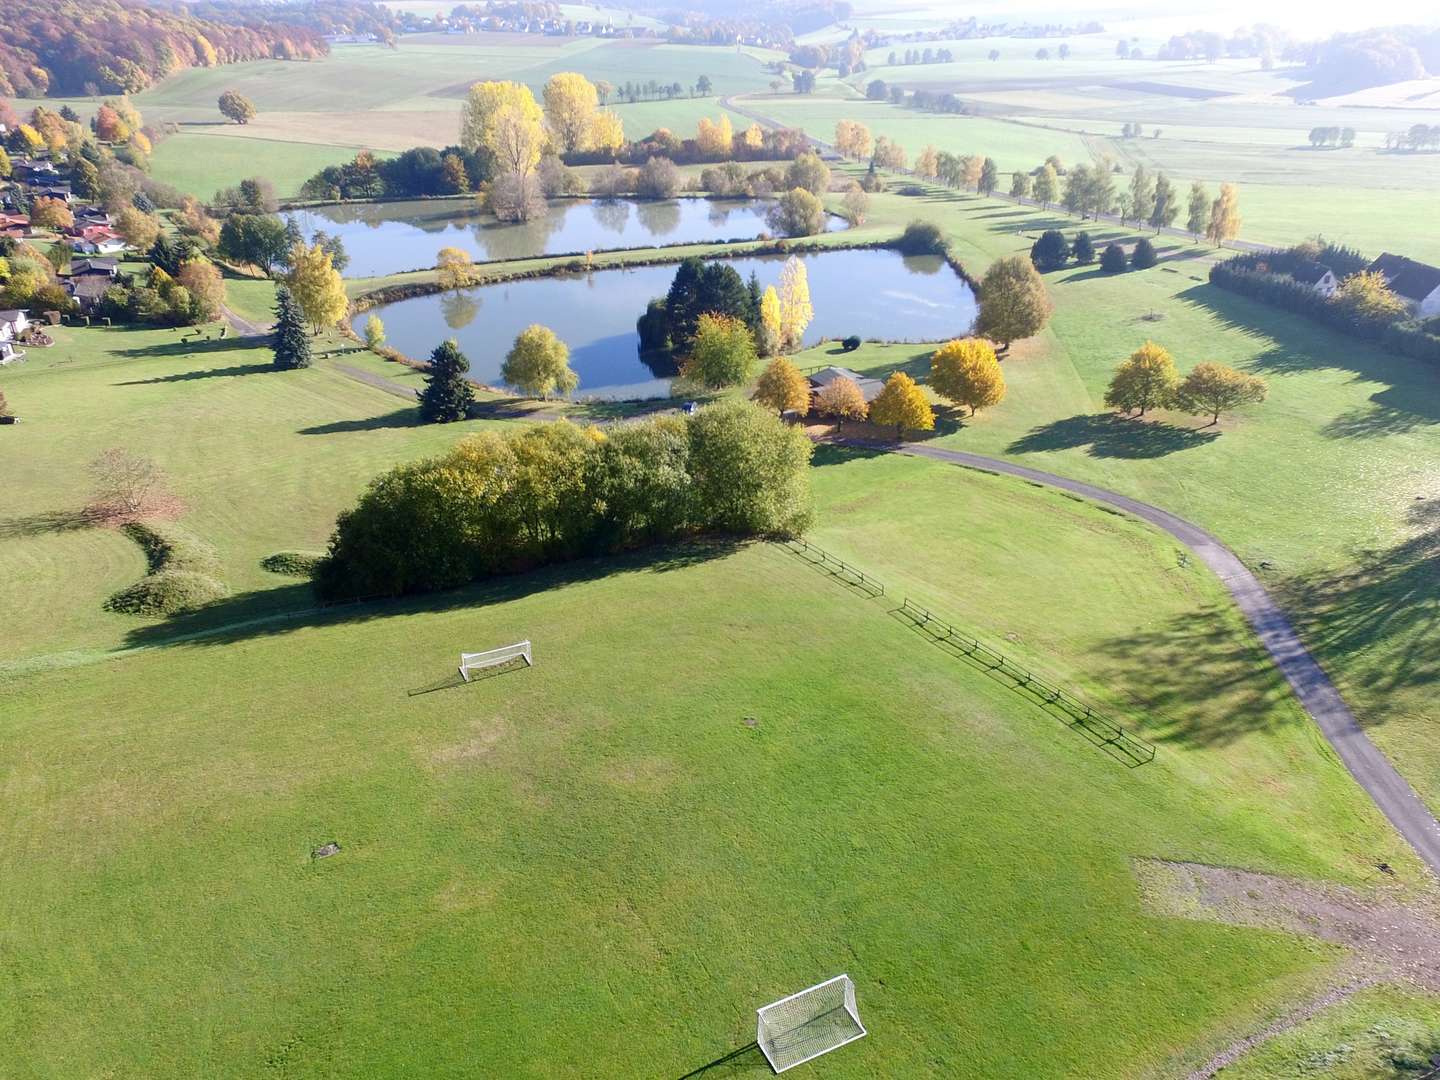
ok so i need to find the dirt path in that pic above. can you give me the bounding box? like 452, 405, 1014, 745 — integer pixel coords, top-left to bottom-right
883, 441, 1440, 879
332, 361, 418, 402
220, 304, 270, 340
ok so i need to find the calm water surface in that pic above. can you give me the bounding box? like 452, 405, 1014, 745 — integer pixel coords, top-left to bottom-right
355, 249, 977, 400
287, 197, 847, 278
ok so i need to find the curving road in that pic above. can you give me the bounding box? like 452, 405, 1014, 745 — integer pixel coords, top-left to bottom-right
891, 441, 1440, 878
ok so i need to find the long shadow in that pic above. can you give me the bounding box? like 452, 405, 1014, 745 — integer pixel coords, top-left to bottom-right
1006, 413, 1219, 459
0, 508, 99, 539
810, 442, 887, 468
674, 1041, 765, 1079
111, 337, 260, 360
118, 539, 749, 652
299, 409, 423, 435
116, 362, 275, 385
407, 654, 530, 696
1275, 498, 1440, 710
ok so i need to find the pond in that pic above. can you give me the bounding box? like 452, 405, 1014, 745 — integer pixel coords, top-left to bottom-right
355, 248, 977, 401
286, 197, 848, 278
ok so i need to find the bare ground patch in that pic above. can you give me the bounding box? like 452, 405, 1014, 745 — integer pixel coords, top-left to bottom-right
1136, 859, 1440, 1077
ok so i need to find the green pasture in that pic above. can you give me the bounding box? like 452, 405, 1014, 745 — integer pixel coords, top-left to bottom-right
0, 333, 1421, 1071
150, 132, 375, 200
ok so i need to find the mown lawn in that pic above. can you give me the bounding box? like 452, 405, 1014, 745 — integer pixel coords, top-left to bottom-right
150, 132, 382, 201
0, 449, 1418, 1075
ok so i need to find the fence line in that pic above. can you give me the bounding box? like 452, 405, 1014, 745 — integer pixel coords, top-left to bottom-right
897, 597, 1157, 766
783, 538, 885, 597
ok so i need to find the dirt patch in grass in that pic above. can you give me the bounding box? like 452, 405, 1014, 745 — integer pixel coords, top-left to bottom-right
430, 718, 510, 765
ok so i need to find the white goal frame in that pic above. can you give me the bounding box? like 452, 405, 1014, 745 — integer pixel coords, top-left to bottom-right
756, 974, 866, 1074
459, 640, 532, 681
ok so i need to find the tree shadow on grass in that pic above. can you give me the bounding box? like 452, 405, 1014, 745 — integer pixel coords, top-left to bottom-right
116, 362, 276, 385
1274, 498, 1440, 710
1006, 413, 1219, 459
1321, 384, 1440, 440
111, 337, 260, 360
1091, 602, 1302, 748
0, 508, 99, 539
117, 538, 750, 653
299, 409, 425, 435
809, 441, 888, 467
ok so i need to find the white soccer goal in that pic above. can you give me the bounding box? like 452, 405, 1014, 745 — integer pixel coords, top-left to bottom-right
458, 640, 532, 681
756, 974, 866, 1074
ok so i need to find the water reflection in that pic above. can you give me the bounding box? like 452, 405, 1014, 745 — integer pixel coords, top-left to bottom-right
440, 289, 481, 330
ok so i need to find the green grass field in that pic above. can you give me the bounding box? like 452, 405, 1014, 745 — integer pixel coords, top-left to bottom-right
150, 132, 379, 200
1, 321, 1422, 1074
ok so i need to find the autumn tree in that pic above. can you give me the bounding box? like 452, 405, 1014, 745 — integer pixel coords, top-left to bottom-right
869, 371, 934, 438
696, 114, 734, 158
285, 243, 347, 332
1205, 182, 1241, 246
29, 197, 73, 232
420, 339, 475, 422
1127, 164, 1155, 225
1332, 270, 1409, 323
590, 110, 625, 156
364, 314, 386, 349
461, 81, 545, 179
1150, 172, 1179, 231
1033, 163, 1059, 208
437, 246, 475, 288
930, 338, 1006, 416
777, 256, 814, 351
872, 136, 906, 170
502, 324, 579, 399
1186, 181, 1209, 238
271, 286, 312, 369
814, 376, 868, 430
1010, 171, 1031, 199
1175, 362, 1267, 424
543, 72, 600, 153
682, 313, 758, 389
218, 89, 256, 125
115, 207, 160, 250
94, 104, 130, 142
915, 144, 940, 180
842, 182, 869, 224
177, 261, 224, 322
86, 448, 176, 522
759, 285, 782, 356
834, 120, 872, 159
975, 255, 1052, 350
1104, 341, 1180, 416
978, 157, 999, 195
785, 151, 831, 196
753, 356, 810, 416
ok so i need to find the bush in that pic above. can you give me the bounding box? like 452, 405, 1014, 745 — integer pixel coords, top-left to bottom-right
1072, 231, 1095, 265
636, 156, 680, 199
1130, 238, 1158, 269
104, 569, 228, 616
842, 335, 861, 351
1029, 229, 1070, 271
896, 220, 948, 256
1100, 243, 1128, 273
765, 187, 826, 237
261, 551, 324, 576
314, 403, 812, 600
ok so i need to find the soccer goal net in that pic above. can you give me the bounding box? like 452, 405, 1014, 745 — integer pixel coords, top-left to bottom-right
458, 640, 532, 681
756, 974, 866, 1074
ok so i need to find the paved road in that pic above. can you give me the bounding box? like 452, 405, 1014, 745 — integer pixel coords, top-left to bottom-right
333, 361, 419, 401
891, 441, 1440, 878
221, 304, 270, 340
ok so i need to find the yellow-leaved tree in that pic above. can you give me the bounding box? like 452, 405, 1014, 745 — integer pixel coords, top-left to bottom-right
286, 243, 348, 333
696, 114, 733, 159
759, 285, 782, 356
461, 81, 545, 177
777, 257, 813, 352
1206, 182, 1241, 246
741, 123, 765, 153
1175, 361, 1267, 425
590, 110, 625, 157
814, 375, 868, 432
543, 72, 600, 154
834, 120, 872, 160
1104, 341, 1180, 416
915, 145, 940, 181
437, 246, 475, 289
869, 372, 934, 438
752, 357, 811, 416
1332, 270, 1408, 323
930, 338, 1006, 416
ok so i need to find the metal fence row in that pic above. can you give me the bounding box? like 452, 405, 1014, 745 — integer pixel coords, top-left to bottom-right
897, 597, 1157, 767
783, 538, 885, 597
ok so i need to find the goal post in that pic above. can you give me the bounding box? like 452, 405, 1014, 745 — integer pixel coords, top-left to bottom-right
458, 640, 532, 681
756, 974, 866, 1074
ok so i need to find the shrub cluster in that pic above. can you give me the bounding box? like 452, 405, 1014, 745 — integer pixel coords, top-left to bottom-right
1209, 249, 1440, 364
314, 401, 814, 600
896, 220, 948, 256
261, 551, 325, 576
104, 522, 228, 616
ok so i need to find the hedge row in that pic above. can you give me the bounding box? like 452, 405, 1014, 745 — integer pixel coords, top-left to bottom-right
1208, 260, 1440, 365
104, 522, 228, 616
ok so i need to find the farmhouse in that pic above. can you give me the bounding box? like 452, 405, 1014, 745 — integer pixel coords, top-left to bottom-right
1368, 253, 1440, 317
1291, 262, 1338, 297
808, 365, 886, 403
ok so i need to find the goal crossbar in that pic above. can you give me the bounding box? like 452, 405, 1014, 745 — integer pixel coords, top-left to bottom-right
756, 974, 865, 1074
459, 640, 532, 680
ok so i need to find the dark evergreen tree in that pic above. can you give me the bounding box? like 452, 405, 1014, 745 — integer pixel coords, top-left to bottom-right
1072, 231, 1096, 265
272, 286, 312, 369
1100, 242, 1129, 273
1029, 229, 1071, 271
150, 233, 200, 277
419, 339, 474, 423
662, 258, 751, 352
746, 271, 763, 333
1130, 238, 1158, 269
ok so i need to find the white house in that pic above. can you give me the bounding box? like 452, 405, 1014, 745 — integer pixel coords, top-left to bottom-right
1368, 253, 1440, 318
1291, 262, 1338, 298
